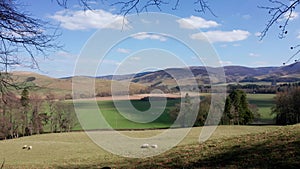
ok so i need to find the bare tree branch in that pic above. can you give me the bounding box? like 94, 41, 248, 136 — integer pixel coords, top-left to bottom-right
194, 0, 216, 16
259, 0, 300, 39
259, 0, 300, 64
0, 0, 61, 93
109, 0, 214, 16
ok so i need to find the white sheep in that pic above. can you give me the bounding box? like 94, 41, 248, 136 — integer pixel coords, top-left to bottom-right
27, 146, 32, 150
22, 145, 27, 149
151, 144, 158, 148
141, 143, 149, 148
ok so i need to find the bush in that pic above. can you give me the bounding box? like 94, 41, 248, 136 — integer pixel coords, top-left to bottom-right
272, 86, 300, 125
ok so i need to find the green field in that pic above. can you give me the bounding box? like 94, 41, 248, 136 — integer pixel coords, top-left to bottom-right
247, 94, 276, 122
73, 99, 181, 130
0, 125, 299, 168
72, 94, 276, 130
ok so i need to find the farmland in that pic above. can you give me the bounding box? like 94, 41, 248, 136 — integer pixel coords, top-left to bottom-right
247, 94, 276, 122
0, 124, 299, 168
71, 93, 276, 131
73, 98, 180, 130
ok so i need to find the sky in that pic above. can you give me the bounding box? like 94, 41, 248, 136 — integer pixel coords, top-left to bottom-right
14, 0, 300, 78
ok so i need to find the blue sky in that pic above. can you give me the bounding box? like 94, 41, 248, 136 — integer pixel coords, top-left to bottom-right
15, 0, 300, 77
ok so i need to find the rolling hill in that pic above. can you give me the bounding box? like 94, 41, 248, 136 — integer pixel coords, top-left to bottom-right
97, 62, 300, 87
9, 62, 300, 98
11, 71, 147, 99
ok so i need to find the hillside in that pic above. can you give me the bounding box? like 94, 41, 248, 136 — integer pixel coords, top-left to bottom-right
97, 62, 300, 87
0, 125, 299, 168
8, 62, 300, 98
11, 71, 147, 99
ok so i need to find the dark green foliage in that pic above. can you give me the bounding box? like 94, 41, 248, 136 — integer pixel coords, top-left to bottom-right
169, 93, 194, 127
195, 96, 211, 126
272, 86, 300, 125
20, 88, 29, 107
222, 90, 254, 125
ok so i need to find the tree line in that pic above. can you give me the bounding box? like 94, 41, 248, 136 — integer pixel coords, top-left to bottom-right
0, 88, 77, 140
170, 90, 259, 127
272, 86, 300, 125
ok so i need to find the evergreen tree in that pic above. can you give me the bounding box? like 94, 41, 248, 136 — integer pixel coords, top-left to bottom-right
222, 90, 254, 125
20, 88, 30, 136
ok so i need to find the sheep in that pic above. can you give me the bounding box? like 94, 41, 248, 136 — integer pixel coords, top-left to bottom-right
22, 145, 27, 149
140, 143, 149, 148
27, 146, 32, 150
151, 144, 158, 149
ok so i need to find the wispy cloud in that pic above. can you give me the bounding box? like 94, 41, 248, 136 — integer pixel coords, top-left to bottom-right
50, 9, 128, 30
133, 32, 167, 41
284, 11, 299, 20
254, 32, 262, 37
177, 15, 220, 29
102, 59, 120, 65
191, 30, 250, 43
220, 60, 232, 66
249, 53, 260, 57
117, 48, 131, 54
55, 51, 77, 58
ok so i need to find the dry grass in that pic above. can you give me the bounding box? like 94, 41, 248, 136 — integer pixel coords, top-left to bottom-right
1, 125, 298, 168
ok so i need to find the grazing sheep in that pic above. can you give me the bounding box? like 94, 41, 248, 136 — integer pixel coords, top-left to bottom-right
141, 143, 149, 148
22, 145, 27, 149
151, 144, 158, 148
27, 146, 32, 150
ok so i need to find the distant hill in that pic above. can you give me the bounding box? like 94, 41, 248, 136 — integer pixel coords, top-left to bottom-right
96, 62, 300, 86
11, 71, 147, 99
9, 62, 300, 98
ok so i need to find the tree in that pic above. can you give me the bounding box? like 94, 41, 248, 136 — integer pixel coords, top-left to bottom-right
0, 92, 22, 139
29, 94, 46, 135
222, 90, 255, 125
55, 101, 77, 132
195, 95, 211, 126
0, 0, 60, 95
20, 88, 30, 136
169, 93, 195, 127
272, 86, 300, 125
45, 93, 57, 133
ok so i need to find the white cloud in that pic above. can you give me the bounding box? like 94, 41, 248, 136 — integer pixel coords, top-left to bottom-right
50, 9, 128, 30
117, 48, 131, 54
177, 15, 220, 29
55, 51, 77, 58
249, 53, 260, 57
102, 59, 120, 65
220, 60, 232, 66
284, 11, 299, 20
191, 30, 250, 43
254, 32, 262, 37
133, 32, 167, 41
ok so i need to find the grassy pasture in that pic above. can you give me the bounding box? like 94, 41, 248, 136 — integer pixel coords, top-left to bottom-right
72, 94, 276, 131
73, 99, 180, 130
0, 125, 299, 168
247, 94, 276, 122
